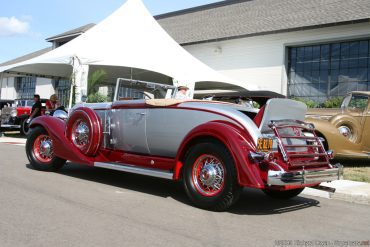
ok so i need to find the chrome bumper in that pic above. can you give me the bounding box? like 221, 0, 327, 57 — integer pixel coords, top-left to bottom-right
0, 124, 20, 129
267, 164, 343, 186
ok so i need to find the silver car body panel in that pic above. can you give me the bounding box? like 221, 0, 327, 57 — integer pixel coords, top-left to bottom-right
177, 101, 261, 144
145, 108, 239, 157
80, 98, 306, 158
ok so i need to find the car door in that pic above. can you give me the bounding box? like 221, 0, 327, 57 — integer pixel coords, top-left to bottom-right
110, 107, 150, 154
359, 97, 370, 154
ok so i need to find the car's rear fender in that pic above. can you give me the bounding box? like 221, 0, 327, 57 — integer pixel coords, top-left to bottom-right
174, 120, 265, 188
30, 116, 94, 165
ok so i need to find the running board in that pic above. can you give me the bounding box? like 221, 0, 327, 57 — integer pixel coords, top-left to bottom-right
94, 162, 173, 180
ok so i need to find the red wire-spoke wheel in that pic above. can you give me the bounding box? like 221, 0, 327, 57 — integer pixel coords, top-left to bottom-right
192, 154, 225, 197
183, 140, 241, 211
33, 134, 54, 164
26, 126, 66, 171
66, 107, 102, 156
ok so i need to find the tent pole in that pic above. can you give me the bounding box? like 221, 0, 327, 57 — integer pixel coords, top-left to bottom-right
0, 72, 4, 99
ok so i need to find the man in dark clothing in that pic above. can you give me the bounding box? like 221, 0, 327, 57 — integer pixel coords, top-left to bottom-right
28, 94, 42, 123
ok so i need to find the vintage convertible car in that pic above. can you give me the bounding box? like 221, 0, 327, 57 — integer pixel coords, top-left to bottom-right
306, 91, 370, 159
25, 79, 342, 211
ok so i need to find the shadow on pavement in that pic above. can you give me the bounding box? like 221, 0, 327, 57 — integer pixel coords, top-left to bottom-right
27, 162, 320, 215
230, 189, 320, 215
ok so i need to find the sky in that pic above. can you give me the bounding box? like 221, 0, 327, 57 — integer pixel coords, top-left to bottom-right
0, 0, 219, 64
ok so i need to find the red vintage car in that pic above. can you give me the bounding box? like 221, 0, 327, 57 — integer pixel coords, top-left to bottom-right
1, 98, 47, 135
25, 79, 342, 211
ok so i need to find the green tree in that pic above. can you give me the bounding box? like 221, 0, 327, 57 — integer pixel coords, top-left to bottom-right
88, 69, 107, 95
87, 69, 107, 103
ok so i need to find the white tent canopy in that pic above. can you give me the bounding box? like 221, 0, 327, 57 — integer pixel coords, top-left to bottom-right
0, 0, 258, 101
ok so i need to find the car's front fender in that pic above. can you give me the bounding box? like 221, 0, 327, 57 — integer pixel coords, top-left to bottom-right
306, 117, 363, 157
30, 116, 94, 165
174, 120, 265, 188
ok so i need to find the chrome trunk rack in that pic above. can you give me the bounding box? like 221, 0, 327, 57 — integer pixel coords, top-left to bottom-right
269, 120, 330, 168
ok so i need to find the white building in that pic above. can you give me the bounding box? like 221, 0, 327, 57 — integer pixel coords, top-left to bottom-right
1, 0, 370, 104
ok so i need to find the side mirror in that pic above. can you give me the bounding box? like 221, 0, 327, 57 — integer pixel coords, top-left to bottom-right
53, 110, 68, 121
81, 95, 88, 103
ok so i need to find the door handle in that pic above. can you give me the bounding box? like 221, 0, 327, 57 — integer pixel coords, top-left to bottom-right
137, 112, 146, 115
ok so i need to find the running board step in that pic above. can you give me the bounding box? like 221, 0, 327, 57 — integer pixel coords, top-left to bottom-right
94, 162, 173, 180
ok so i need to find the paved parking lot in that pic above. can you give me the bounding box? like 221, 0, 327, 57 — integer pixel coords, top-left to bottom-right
0, 142, 369, 247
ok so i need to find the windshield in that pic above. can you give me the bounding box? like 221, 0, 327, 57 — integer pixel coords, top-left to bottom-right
114, 78, 177, 101
15, 100, 33, 107
341, 94, 369, 110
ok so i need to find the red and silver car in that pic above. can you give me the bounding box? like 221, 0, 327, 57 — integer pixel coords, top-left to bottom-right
25, 79, 342, 211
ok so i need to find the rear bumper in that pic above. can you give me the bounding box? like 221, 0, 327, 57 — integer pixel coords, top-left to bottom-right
267, 164, 343, 186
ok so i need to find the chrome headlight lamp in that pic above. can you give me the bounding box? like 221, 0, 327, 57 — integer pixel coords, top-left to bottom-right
338, 126, 352, 139
10, 109, 17, 117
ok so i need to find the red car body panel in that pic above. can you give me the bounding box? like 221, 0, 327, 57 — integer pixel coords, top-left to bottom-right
173, 120, 265, 188
30, 116, 95, 165
16, 107, 31, 117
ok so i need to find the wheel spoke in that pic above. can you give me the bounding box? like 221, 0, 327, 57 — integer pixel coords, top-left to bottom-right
192, 154, 225, 197
33, 134, 53, 164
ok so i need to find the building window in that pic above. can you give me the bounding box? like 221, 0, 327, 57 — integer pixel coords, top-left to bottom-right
15, 77, 36, 99
288, 39, 370, 102
53, 79, 71, 107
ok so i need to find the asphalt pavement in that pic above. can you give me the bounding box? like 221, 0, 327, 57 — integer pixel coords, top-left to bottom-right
0, 143, 369, 247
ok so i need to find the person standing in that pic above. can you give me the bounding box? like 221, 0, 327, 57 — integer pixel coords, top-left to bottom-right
28, 94, 42, 123
175, 86, 190, 100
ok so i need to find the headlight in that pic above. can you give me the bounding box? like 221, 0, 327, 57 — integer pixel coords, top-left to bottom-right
338, 126, 352, 139
10, 109, 17, 117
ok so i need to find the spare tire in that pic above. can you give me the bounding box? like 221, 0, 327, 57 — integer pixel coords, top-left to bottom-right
330, 114, 361, 143
66, 107, 102, 156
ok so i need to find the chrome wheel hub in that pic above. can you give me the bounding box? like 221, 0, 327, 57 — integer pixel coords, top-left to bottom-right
200, 164, 219, 187
73, 121, 89, 146
40, 139, 52, 157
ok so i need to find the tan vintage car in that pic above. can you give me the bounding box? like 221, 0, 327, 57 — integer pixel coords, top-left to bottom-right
305, 91, 370, 159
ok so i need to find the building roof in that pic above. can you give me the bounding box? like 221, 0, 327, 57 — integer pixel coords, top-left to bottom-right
46, 23, 96, 42
156, 0, 370, 45
2, 0, 369, 66
0, 47, 52, 67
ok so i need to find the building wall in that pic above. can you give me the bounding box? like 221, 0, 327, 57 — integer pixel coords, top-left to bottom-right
184, 22, 370, 94
1, 77, 17, 99
35, 78, 54, 99
1, 77, 54, 99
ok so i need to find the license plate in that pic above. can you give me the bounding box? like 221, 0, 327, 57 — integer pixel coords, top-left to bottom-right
257, 138, 273, 152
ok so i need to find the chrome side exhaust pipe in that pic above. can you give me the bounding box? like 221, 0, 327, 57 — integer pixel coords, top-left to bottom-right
311, 185, 336, 193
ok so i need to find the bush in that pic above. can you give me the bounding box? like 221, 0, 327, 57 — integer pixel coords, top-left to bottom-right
291, 97, 318, 108
88, 92, 109, 103
291, 96, 344, 108
322, 96, 343, 108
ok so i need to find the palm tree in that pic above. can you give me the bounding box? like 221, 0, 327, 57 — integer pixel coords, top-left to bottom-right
88, 69, 107, 95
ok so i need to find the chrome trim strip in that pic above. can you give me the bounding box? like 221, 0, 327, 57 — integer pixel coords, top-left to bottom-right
94, 162, 173, 180
267, 164, 343, 186
0, 124, 20, 128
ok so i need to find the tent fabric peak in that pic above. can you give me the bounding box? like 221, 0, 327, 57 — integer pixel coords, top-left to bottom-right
0, 0, 258, 91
